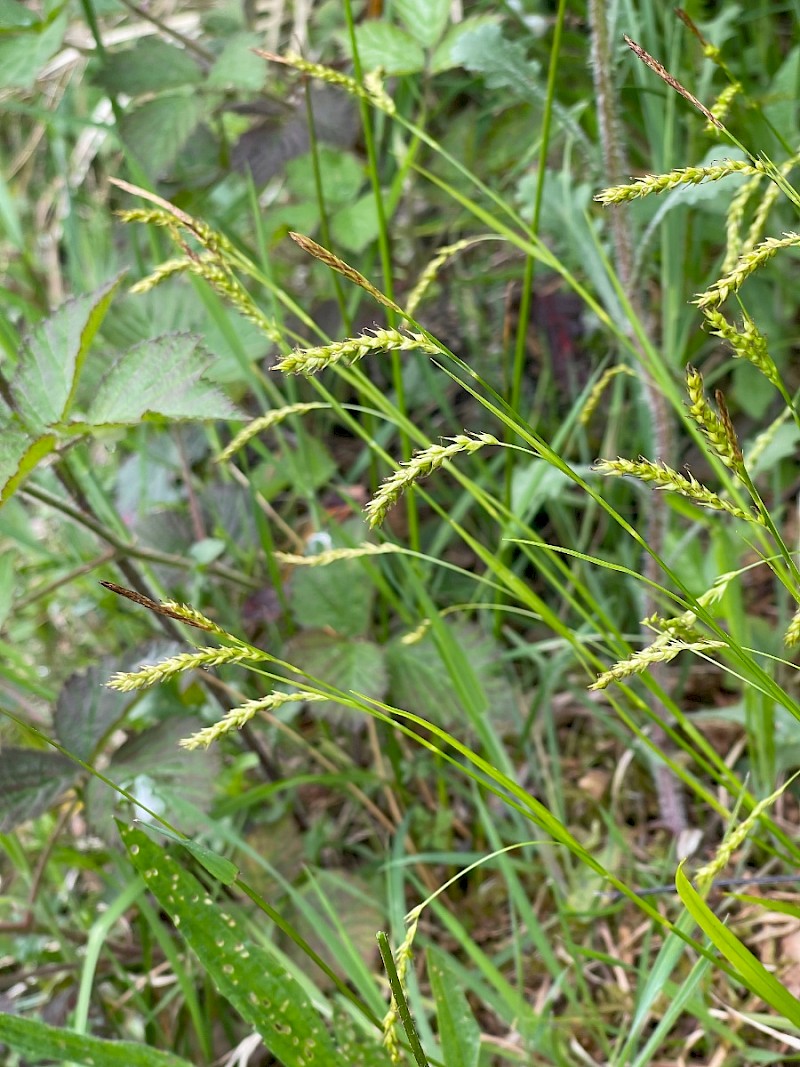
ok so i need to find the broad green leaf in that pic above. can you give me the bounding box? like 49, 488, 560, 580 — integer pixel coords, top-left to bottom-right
386, 623, 519, 727
54, 661, 130, 762
331, 195, 381, 254
0, 1012, 194, 1067
352, 22, 425, 75
208, 32, 265, 90
85, 333, 239, 425
0, 9, 66, 87
0, 427, 55, 505
97, 38, 202, 96
252, 436, 336, 500
119, 821, 350, 1066
120, 92, 206, 176
428, 947, 480, 1067
748, 421, 800, 477
0, 748, 75, 832
451, 23, 541, 95
85, 719, 220, 838
431, 15, 500, 73
676, 864, 800, 1026
394, 0, 450, 48
11, 275, 122, 430
385, 635, 461, 723
290, 556, 375, 636
0, 0, 39, 31
283, 632, 387, 723
286, 148, 364, 205
764, 45, 800, 145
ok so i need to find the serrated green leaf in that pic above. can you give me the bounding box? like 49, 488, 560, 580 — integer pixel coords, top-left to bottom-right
428, 947, 480, 1067
0, 9, 66, 87
386, 623, 518, 727
290, 557, 375, 636
676, 864, 800, 1025
97, 38, 202, 96
84, 333, 239, 425
0, 427, 55, 506
394, 0, 450, 48
208, 32, 265, 90
431, 15, 500, 73
352, 22, 425, 75
54, 661, 129, 762
284, 632, 387, 724
0, 748, 75, 832
119, 821, 350, 1066
86, 719, 220, 838
10, 275, 122, 430
120, 92, 206, 176
0, 1012, 194, 1066
451, 23, 541, 96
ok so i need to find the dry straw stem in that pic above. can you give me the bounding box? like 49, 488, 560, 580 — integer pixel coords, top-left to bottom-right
255, 50, 396, 115
695, 232, 800, 311
595, 158, 760, 204
180, 691, 327, 749
590, 637, 726, 690
685, 365, 744, 474
595, 457, 764, 524
289, 232, 403, 314
365, 433, 499, 529
274, 543, 401, 566
107, 645, 263, 692
274, 327, 439, 375
217, 403, 329, 461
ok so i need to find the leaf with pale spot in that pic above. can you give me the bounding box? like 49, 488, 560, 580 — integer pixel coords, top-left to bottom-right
119, 821, 351, 1066
0, 1012, 194, 1066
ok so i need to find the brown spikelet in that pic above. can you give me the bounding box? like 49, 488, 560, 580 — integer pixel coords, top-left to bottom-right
624, 35, 724, 131
289, 233, 403, 314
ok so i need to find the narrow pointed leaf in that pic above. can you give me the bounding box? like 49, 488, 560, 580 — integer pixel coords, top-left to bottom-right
0, 1011, 194, 1066
676, 864, 800, 1025
428, 946, 480, 1067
